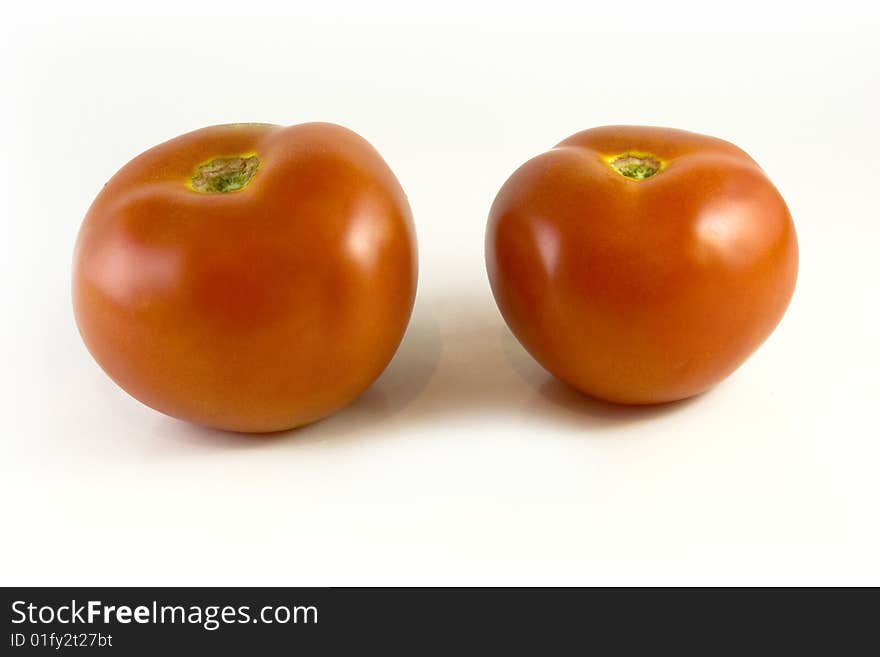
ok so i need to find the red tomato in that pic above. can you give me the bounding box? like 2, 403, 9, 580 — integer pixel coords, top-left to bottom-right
486, 126, 798, 404
73, 123, 417, 432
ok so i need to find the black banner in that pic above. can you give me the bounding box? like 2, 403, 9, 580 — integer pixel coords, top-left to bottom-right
1, 587, 873, 653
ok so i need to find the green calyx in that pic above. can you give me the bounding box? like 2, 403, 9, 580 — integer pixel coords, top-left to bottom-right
609, 153, 662, 180
190, 155, 260, 193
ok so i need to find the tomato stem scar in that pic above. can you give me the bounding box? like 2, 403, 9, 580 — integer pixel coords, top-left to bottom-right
190, 154, 260, 193
608, 153, 662, 180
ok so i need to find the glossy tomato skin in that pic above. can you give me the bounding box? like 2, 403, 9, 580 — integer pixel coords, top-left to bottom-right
73, 123, 417, 432
486, 126, 798, 404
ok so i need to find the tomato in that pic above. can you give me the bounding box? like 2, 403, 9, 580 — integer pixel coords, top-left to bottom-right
73, 123, 417, 432
486, 126, 798, 404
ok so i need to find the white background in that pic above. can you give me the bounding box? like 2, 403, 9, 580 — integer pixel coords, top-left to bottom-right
2, 0, 879, 585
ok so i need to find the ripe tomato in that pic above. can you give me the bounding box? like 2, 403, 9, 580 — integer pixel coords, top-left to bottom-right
486, 126, 798, 404
73, 123, 417, 432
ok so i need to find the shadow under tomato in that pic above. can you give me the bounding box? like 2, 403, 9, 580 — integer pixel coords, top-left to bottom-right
531, 377, 703, 428
307, 289, 699, 437
497, 328, 703, 428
